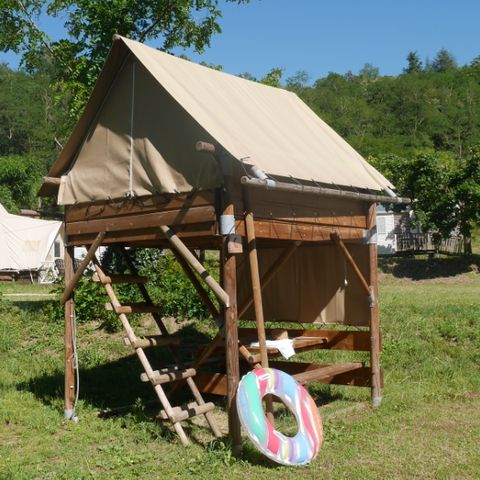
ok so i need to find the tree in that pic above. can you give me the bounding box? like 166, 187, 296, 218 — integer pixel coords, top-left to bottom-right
0, 0, 251, 126
432, 48, 457, 72
404, 51, 422, 74
451, 148, 480, 254
260, 67, 283, 88
359, 63, 379, 81
0, 154, 42, 211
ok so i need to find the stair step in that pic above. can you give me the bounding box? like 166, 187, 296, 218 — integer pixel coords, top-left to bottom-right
159, 402, 215, 423
123, 335, 180, 348
93, 273, 148, 284
105, 302, 162, 314
140, 367, 197, 385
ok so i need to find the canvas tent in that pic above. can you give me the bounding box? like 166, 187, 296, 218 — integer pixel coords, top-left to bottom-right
40, 35, 408, 452
0, 204, 63, 282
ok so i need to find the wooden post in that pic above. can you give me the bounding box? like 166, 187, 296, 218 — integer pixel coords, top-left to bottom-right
64, 245, 77, 419
222, 237, 242, 454
197, 140, 241, 451
61, 232, 105, 304
243, 189, 274, 422
367, 204, 382, 407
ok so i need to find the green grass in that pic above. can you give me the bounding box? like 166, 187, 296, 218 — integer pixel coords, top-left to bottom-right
1, 258, 479, 479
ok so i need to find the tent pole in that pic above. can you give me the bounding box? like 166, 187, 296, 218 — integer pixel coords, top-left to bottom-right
64, 245, 76, 419
367, 204, 382, 407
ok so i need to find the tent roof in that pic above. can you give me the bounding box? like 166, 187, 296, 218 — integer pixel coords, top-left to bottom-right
40, 35, 392, 199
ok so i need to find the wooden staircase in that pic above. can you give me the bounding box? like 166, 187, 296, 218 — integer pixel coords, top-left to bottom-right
92, 252, 222, 445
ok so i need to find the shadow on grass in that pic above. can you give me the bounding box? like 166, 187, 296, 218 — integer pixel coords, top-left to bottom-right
378, 254, 480, 280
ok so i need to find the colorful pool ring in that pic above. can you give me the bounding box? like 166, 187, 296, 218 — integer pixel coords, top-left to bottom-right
236, 368, 323, 466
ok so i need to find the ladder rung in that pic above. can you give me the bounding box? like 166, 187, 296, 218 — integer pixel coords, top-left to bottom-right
140, 368, 196, 385
105, 302, 163, 314
159, 402, 215, 423
123, 335, 180, 348
93, 273, 148, 284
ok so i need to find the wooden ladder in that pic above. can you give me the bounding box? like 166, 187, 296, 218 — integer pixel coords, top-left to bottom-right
92, 254, 222, 445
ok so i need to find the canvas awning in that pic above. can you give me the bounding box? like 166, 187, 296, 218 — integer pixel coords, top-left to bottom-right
40, 35, 393, 204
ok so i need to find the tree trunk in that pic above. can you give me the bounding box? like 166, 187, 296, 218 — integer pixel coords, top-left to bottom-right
464, 235, 472, 255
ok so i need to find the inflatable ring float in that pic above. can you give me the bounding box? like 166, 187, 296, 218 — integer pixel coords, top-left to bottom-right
237, 368, 323, 466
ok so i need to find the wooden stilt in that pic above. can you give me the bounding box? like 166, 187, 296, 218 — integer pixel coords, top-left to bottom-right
222, 238, 242, 455
331, 226, 382, 407
64, 245, 76, 419
367, 204, 382, 407
243, 190, 274, 422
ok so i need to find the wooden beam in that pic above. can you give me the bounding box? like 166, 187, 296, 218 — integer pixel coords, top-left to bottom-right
159, 225, 230, 307
194, 365, 382, 396
235, 218, 365, 242
367, 204, 382, 407
61, 232, 105, 304
64, 246, 76, 419
171, 248, 220, 321
331, 232, 370, 297
238, 328, 373, 351
238, 241, 301, 318
66, 205, 215, 236
65, 192, 214, 223
222, 221, 242, 454
243, 189, 273, 422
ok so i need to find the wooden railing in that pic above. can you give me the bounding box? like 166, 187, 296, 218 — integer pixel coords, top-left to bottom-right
395, 234, 463, 254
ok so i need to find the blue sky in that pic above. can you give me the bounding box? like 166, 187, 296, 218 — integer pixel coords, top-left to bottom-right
1, 0, 479, 82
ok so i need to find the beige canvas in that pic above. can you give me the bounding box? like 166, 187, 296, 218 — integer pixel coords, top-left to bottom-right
237, 244, 371, 326
44, 36, 393, 204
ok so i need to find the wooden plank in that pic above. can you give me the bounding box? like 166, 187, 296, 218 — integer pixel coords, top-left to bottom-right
270, 362, 381, 388
66, 222, 217, 247
194, 365, 383, 395
292, 362, 363, 384
238, 328, 372, 351
66, 205, 215, 236
92, 273, 148, 284
235, 219, 365, 242
123, 335, 180, 348
65, 192, 214, 223
140, 368, 196, 385
105, 302, 163, 314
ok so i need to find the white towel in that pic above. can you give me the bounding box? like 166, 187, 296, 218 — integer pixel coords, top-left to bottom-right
249, 339, 296, 359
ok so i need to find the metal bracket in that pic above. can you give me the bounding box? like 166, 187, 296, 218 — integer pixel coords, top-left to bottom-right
220, 214, 235, 235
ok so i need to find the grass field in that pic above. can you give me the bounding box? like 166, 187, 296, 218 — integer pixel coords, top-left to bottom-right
0, 257, 479, 479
